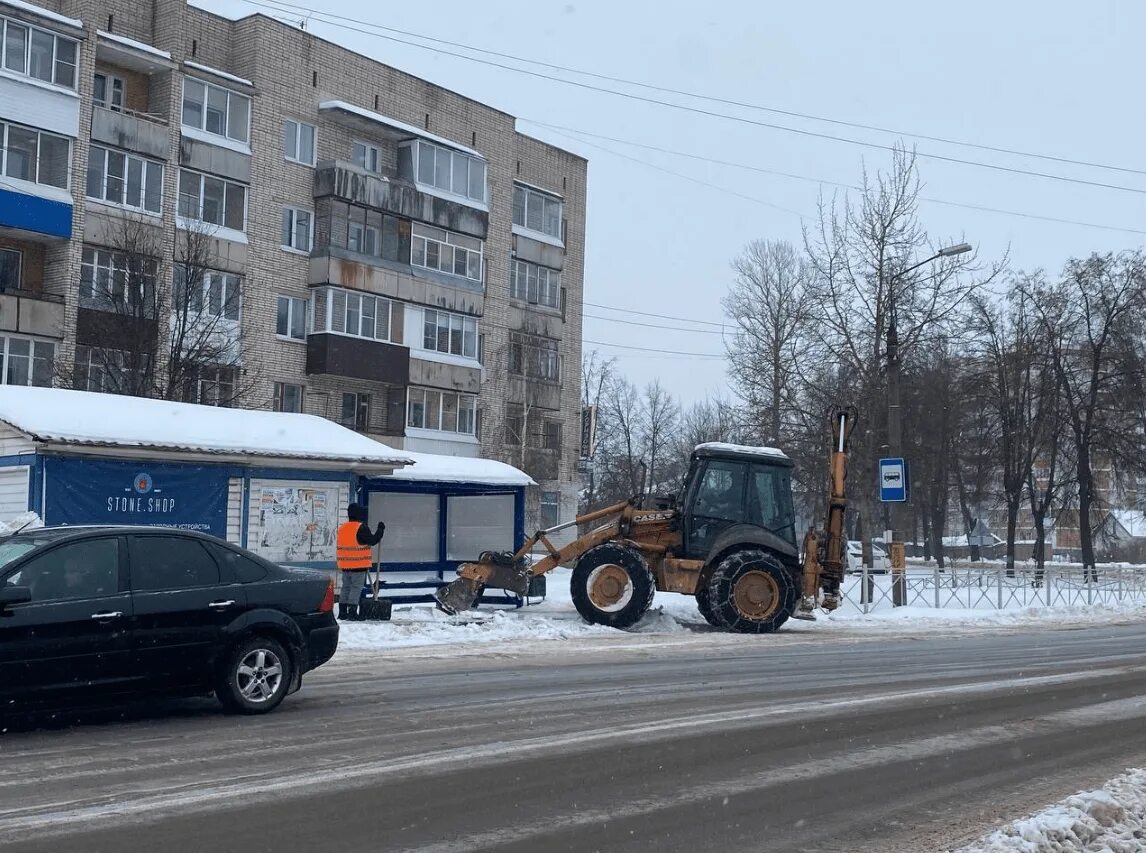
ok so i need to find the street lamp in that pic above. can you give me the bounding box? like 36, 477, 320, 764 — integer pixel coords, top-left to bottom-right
884, 242, 972, 590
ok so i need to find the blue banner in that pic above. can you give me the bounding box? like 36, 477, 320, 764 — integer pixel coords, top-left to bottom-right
44, 458, 230, 537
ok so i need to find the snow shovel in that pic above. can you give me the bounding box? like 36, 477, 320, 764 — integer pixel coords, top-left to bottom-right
359, 544, 391, 621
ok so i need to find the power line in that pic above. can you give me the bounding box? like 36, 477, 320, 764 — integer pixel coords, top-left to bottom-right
252, 0, 1146, 178
584, 302, 729, 327
584, 313, 729, 334
242, 0, 1146, 197
584, 338, 725, 358
541, 122, 1146, 237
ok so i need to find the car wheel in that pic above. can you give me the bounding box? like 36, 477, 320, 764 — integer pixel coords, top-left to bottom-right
216, 636, 293, 715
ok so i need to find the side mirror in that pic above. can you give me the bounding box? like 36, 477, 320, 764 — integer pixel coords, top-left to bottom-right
0, 586, 31, 611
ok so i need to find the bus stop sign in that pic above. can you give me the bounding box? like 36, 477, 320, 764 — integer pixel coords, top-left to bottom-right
879, 458, 908, 502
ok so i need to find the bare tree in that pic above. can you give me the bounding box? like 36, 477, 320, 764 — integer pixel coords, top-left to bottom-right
64, 215, 257, 406
579, 350, 615, 511
971, 279, 1059, 570
1028, 252, 1146, 575
641, 379, 679, 495
723, 239, 813, 445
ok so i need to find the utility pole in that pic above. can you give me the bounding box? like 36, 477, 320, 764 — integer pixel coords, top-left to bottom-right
885, 243, 971, 603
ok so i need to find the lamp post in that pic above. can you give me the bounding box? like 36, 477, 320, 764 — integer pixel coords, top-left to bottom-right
885, 243, 971, 591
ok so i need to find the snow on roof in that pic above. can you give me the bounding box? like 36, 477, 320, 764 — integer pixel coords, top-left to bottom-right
0, 0, 82, 30
319, 101, 484, 159
693, 441, 789, 460
0, 387, 412, 469
513, 178, 563, 199
1109, 509, 1146, 538
385, 450, 534, 487
184, 60, 254, 88
98, 30, 173, 60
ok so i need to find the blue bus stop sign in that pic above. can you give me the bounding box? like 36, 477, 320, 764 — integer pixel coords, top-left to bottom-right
879, 458, 908, 502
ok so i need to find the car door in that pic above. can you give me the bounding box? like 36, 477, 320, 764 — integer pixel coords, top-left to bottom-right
128, 533, 247, 688
0, 536, 134, 700
683, 459, 748, 559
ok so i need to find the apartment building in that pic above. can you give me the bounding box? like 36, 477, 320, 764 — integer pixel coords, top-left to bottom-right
0, 0, 587, 528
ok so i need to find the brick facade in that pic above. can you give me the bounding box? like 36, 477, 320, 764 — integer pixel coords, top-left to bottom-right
0, 0, 587, 528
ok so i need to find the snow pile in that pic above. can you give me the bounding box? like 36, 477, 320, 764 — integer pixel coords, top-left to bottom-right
337, 607, 616, 650
957, 768, 1146, 852
334, 567, 1146, 653
0, 512, 42, 536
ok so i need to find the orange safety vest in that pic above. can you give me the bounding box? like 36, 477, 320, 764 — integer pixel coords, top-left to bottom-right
336, 521, 373, 571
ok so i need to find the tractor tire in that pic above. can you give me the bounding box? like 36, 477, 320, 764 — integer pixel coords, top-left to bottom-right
570, 543, 656, 629
706, 550, 798, 634
695, 581, 726, 628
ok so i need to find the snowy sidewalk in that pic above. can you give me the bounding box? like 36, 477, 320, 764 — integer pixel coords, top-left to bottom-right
335, 568, 1146, 655
956, 768, 1146, 851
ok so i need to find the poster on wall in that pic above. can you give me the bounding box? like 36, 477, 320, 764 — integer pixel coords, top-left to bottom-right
254, 485, 340, 564
43, 457, 229, 537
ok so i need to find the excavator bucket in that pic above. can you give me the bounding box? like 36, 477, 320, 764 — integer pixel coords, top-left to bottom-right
434, 576, 483, 615
434, 552, 533, 614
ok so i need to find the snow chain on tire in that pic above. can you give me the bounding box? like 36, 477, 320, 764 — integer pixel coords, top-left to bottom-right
706, 549, 798, 634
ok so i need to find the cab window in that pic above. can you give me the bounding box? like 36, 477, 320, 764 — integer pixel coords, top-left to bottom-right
693, 460, 747, 522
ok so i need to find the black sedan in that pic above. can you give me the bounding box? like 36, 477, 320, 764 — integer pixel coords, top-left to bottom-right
0, 525, 339, 715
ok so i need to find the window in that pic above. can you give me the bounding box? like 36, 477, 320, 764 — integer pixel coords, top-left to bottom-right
505, 404, 524, 446
694, 460, 747, 522
7, 539, 120, 602
131, 536, 220, 591
93, 72, 124, 111
80, 246, 158, 311
508, 333, 560, 383
511, 259, 561, 309
347, 221, 379, 256
281, 207, 313, 252
181, 366, 236, 407
540, 492, 560, 530
173, 267, 240, 322
352, 141, 381, 173
422, 309, 478, 359
543, 420, 562, 452
276, 295, 307, 340
0, 248, 20, 290
410, 223, 483, 283
284, 119, 316, 166
320, 288, 392, 342
0, 17, 76, 88
405, 139, 486, 204
273, 381, 304, 413
513, 184, 564, 241
341, 392, 371, 431
73, 345, 148, 394
407, 388, 476, 435
1, 334, 54, 387
181, 77, 250, 144
323, 202, 406, 263
748, 465, 794, 541
0, 121, 69, 189
207, 542, 268, 583
178, 169, 247, 231
86, 146, 163, 213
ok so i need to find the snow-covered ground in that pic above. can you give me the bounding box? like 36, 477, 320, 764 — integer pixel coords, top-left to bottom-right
956, 768, 1146, 852
335, 567, 1146, 654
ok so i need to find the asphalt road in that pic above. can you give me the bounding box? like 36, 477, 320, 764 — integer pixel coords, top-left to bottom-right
3, 622, 1146, 853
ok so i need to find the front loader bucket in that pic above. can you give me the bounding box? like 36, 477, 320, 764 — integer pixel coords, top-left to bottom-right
435, 576, 483, 615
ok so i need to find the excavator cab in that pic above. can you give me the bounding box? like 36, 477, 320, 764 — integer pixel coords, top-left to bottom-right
677, 444, 798, 563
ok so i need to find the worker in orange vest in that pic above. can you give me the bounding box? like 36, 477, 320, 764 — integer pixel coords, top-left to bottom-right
336, 502, 385, 620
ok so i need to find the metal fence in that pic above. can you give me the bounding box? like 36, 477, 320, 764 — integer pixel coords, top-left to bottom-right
839, 562, 1146, 613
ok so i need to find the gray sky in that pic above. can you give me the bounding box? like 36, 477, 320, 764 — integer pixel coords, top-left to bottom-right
204, 0, 1146, 405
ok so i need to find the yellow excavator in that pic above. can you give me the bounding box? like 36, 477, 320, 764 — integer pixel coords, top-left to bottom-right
436, 408, 857, 632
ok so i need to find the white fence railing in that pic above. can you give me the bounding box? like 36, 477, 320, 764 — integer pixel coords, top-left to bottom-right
839, 563, 1146, 613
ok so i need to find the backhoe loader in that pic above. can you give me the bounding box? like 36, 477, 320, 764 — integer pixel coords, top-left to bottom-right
435, 408, 857, 632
